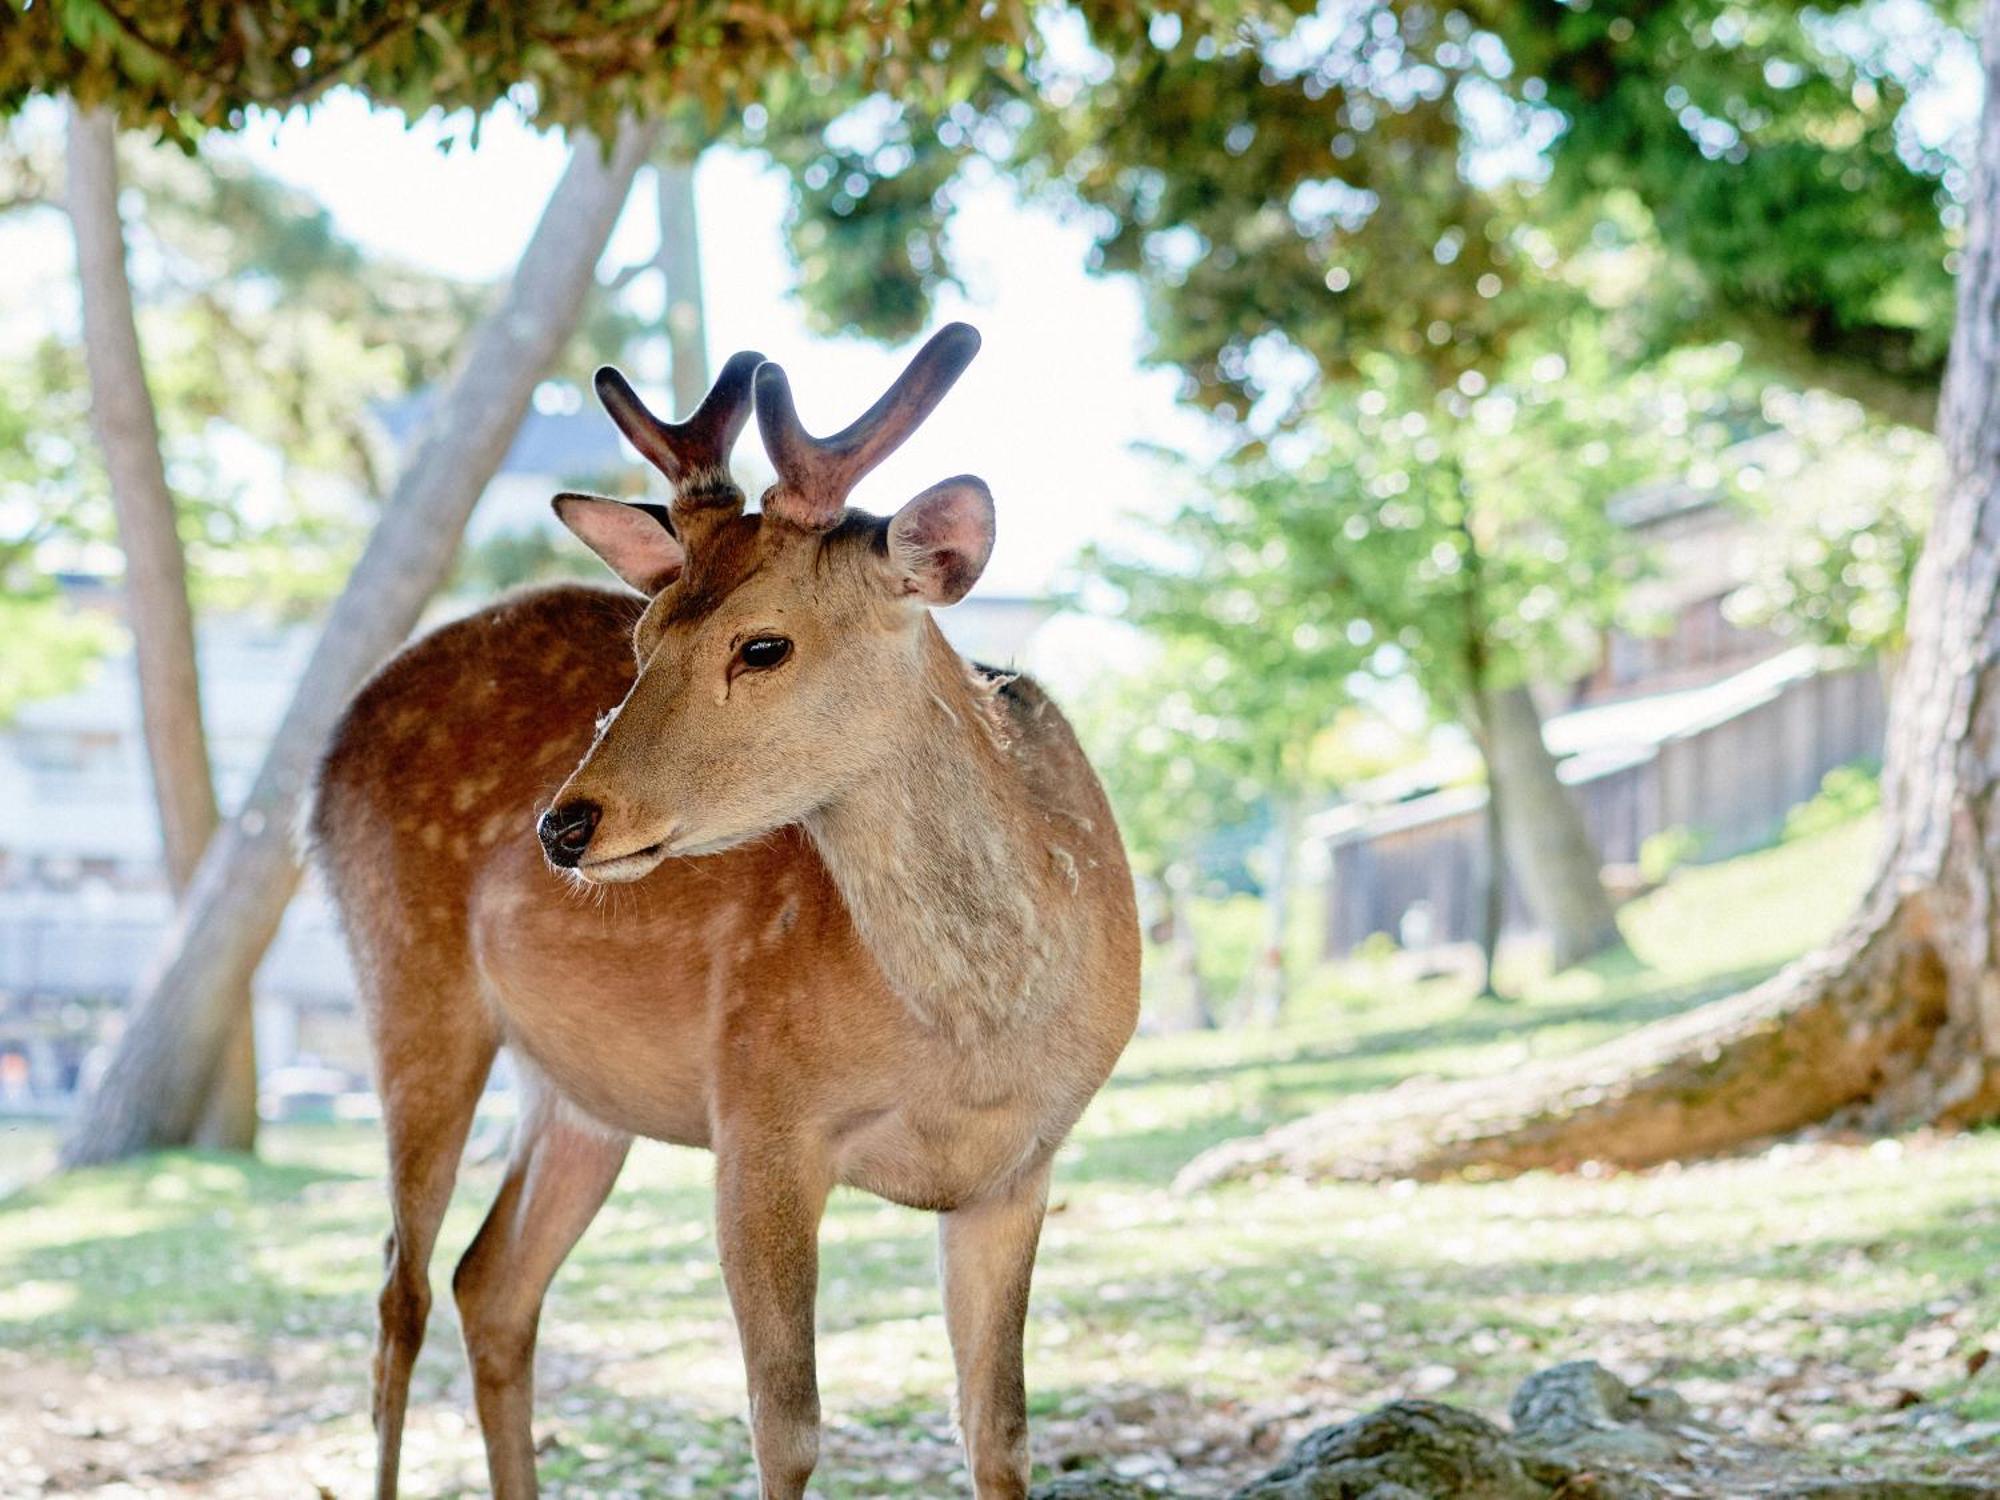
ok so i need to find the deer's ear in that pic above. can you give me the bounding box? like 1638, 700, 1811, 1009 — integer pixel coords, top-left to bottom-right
885, 476, 994, 606
552, 493, 687, 594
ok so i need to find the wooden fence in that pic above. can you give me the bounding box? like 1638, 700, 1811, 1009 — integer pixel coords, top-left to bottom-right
1321, 660, 1886, 956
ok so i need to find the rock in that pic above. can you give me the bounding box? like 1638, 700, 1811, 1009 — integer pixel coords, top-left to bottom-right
1226, 1400, 1548, 1500
1508, 1360, 1692, 1468
1031, 1473, 1164, 1499
1032, 1363, 1997, 1500
1777, 1486, 2000, 1499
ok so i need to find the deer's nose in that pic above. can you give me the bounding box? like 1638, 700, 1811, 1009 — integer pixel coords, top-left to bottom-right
537, 800, 601, 868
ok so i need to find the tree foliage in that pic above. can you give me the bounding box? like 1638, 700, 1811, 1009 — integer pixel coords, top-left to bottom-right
764, 0, 1964, 424
3, 0, 1042, 139
1724, 388, 1939, 654
1067, 637, 1269, 884
1498, 0, 1962, 414
0, 349, 117, 720
1095, 332, 1721, 740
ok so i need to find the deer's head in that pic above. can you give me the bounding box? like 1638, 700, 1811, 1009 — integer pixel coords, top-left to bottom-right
538, 324, 994, 882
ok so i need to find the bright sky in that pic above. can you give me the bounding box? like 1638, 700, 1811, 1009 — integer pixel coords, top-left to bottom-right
227, 92, 1210, 597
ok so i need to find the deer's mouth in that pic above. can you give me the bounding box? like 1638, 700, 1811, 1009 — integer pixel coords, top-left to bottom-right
576, 837, 670, 883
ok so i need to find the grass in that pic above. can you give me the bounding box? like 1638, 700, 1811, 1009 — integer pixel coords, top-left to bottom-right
5, 809, 1997, 1497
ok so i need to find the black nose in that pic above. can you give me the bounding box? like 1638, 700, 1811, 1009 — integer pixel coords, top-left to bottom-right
538, 800, 600, 868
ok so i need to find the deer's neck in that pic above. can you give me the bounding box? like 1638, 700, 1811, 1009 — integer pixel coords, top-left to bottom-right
805, 630, 1068, 1039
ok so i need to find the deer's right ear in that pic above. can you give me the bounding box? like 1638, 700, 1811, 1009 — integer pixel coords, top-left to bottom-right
552, 493, 687, 595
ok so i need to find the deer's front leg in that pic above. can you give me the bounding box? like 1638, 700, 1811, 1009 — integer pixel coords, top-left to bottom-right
939, 1164, 1051, 1500
716, 1134, 831, 1500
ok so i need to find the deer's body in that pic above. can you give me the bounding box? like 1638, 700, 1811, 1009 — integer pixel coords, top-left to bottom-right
311, 331, 1140, 1500
321, 582, 1135, 1202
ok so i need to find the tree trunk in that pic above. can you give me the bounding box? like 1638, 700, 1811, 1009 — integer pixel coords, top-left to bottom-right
1475, 756, 1505, 999
66, 104, 258, 1152
1249, 797, 1299, 1025
59, 120, 658, 1169
1164, 863, 1218, 1030
1478, 683, 1622, 971
1179, 13, 2000, 1183
657, 156, 709, 410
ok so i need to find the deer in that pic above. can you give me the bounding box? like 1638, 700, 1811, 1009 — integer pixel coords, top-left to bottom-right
308, 322, 1141, 1500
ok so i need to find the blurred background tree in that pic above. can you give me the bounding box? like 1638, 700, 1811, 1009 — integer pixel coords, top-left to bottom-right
1081, 485, 1363, 1021
1087, 333, 1740, 984
1066, 643, 1265, 1029
1724, 388, 1941, 664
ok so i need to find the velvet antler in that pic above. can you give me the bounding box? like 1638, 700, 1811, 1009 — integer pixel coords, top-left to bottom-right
593, 348, 765, 514
753, 323, 982, 529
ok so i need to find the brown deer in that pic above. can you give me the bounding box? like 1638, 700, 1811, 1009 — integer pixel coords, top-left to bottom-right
309, 323, 1141, 1500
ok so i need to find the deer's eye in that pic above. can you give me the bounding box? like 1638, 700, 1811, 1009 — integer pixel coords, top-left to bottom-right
735, 635, 793, 672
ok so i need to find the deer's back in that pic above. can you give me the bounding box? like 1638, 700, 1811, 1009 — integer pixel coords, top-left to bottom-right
310, 583, 646, 941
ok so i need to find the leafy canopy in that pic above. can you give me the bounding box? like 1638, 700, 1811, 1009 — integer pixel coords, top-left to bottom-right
1087, 327, 1734, 780
4, 0, 1057, 139
768, 0, 1963, 422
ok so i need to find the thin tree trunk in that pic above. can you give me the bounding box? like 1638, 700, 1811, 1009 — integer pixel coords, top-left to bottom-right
1250, 797, 1299, 1025
1479, 683, 1622, 971
657, 156, 709, 411
1454, 538, 1507, 1000
1475, 751, 1505, 999
1163, 862, 1216, 1030
1179, 6, 2000, 1187
66, 104, 258, 1151
60, 121, 657, 1169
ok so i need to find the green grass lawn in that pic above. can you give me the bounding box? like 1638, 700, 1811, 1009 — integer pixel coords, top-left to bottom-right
5, 810, 1997, 1497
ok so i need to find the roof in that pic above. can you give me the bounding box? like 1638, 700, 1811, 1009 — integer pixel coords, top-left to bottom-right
1312, 645, 1837, 845
373, 387, 626, 482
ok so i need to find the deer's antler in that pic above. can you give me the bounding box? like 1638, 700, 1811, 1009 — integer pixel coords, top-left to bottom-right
753, 323, 981, 530
593, 348, 765, 515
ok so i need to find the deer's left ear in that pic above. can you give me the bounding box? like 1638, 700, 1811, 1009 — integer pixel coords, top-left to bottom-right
553, 493, 687, 594
885, 476, 994, 606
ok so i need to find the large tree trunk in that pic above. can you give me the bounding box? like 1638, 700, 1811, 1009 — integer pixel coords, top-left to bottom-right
1179, 12, 2000, 1187
60, 121, 657, 1169
66, 104, 258, 1152
1478, 683, 1622, 971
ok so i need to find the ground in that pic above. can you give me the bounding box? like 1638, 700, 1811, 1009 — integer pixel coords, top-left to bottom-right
4, 811, 1998, 1497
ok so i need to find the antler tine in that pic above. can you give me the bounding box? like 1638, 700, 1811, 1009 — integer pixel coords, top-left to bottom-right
593, 349, 765, 511
756, 322, 982, 529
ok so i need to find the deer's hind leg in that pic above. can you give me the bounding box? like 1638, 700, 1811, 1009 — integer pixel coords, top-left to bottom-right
453, 1069, 631, 1500
366, 968, 499, 1500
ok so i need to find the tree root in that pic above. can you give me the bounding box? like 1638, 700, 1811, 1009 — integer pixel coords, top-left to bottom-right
1174, 896, 1994, 1190
1033, 1361, 1996, 1499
